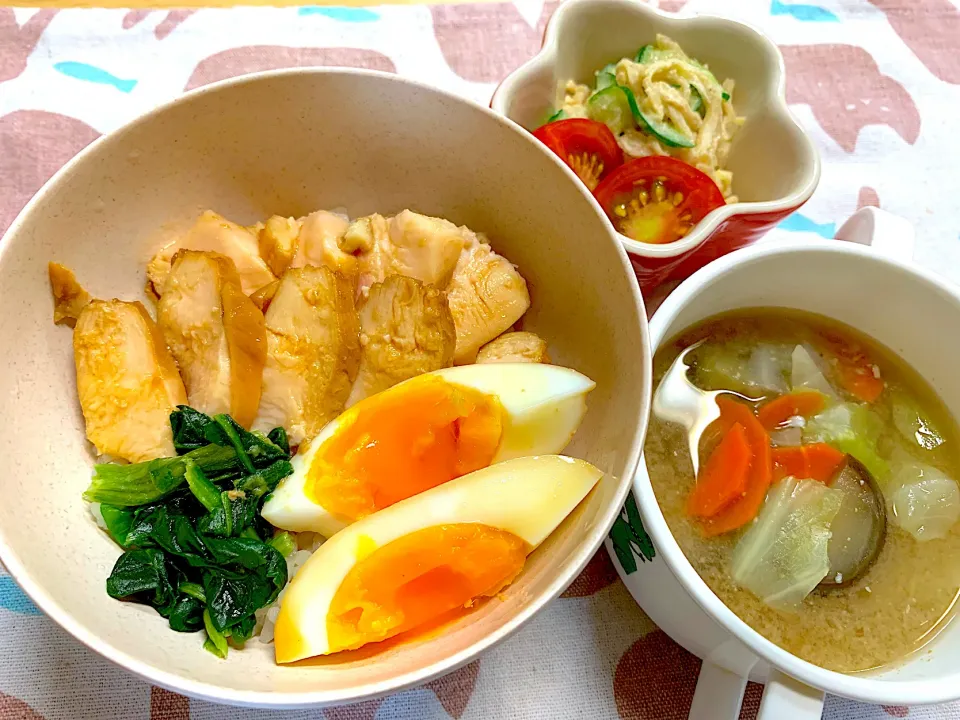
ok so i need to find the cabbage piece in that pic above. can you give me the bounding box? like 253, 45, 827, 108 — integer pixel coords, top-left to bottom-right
748, 344, 792, 394
886, 461, 960, 541
891, 389, 945, 451
731, 477, 842, 610
803, 403, 888, 480
694, 342, 790, 395
790, 345, 836, 397
769, 426, 803, 447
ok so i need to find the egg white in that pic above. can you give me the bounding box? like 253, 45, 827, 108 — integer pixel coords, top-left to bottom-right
272, 454, 603, 663
261, 363, 595, 537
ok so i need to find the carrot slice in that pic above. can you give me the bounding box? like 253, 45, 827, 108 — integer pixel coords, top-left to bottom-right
701, 397, 772, 537
757, 391, 827, 431
836, 362, 884, 403
820, 334, 884, 403
772, 443, 845, 484
687, 423, 750, 518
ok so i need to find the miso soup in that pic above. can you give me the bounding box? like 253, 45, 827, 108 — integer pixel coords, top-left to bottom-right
646, 309, 960, 673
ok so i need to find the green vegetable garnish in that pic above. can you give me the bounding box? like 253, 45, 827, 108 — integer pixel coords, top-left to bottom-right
184, 458, 221, 512
203, 608, 229, 659
269, 531, 297, 558
95, 406, 294, 658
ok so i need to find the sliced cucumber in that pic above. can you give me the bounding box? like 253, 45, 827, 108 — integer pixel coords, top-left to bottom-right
588, 85, 635, 134
539, 108, 566, 127
635, 44, 655, 63
637, 46, 676, 64
690, 85, 704, 116
635, 105, 694, 148
596, 71, 617, 92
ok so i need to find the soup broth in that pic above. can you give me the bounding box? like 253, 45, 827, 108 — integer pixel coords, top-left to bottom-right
646, 309, 960, 673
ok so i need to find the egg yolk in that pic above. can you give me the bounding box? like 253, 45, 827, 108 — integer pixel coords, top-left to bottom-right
326, 523, 528, 653
307, 376, 503, 521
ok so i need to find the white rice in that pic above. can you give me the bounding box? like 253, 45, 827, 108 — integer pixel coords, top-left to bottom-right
88, 502, 107, 530
256, 534, 326, 644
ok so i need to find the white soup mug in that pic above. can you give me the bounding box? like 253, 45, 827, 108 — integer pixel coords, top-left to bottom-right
619, 208, 960, 718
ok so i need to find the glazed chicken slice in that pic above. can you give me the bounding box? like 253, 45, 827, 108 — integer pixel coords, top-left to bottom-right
250, 279, 280, 313
73, 299, 187, 462
253, 265, 361, 445
349, 211, 466, 297
447, 242, 531, 364
346, 275, 456, 407
258, 216, 301, 276
147, 210, 276, 297
476, 331, 550, 364
295, 210, 355, 279
258, 211, 355, 280
157, 251, 267, 428
48, 262, 92, 327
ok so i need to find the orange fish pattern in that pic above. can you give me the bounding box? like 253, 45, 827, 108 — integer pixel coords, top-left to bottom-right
0, 1, 958, 718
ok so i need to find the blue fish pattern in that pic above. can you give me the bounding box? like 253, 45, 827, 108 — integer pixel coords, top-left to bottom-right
778, 213, 837, 238
53, 62, 137, 93
770, 0, 839, 22
297, 7, 380, 22
0, 576, 41, 616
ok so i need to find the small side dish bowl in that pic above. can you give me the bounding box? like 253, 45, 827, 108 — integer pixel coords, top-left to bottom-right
0, 69, 651, 708
491, 0, 820, 292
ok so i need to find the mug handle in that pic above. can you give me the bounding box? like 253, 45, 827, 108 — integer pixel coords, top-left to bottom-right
689, 659, 826, 720
834, 206, 915, 262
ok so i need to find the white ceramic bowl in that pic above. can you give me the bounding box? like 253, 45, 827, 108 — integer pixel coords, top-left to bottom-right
491, 0, 821, 293
623, 208, 960, 718
0, 69, 651, 708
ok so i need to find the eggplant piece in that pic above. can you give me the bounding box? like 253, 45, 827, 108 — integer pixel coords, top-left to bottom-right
819, 456, 886, 588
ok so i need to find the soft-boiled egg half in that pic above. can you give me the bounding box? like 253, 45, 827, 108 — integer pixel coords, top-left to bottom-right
273, 454, 602, 662
261, 364, 595, 537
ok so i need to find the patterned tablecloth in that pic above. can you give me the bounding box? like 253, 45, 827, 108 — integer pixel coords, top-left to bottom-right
2, 0, 960, 717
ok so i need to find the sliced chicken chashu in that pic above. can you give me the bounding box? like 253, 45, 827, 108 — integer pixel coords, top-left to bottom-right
147, 211, 276, 297
447, 243, 531, 364
157, 251, 267, 428
346, 275, 456, 407
48, 262, 92, 328
250, 279, 280, 313
351, 211, 466, 297
295, 210, 355, 279
259, 210, 356, 281
258, 216, 302, 276
254, 265, 360, 445
73, 300, 187, 462
476, 331, 550, 364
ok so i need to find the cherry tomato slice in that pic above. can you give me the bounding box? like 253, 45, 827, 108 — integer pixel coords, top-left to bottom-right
593, 157, 725, 244
532, 118, 624, 191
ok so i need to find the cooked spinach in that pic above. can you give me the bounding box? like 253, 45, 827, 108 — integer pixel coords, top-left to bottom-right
85, 407, 288, 507
95, 407, 294, 658
268, 427, 290, 456
171, 406, 213, 454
